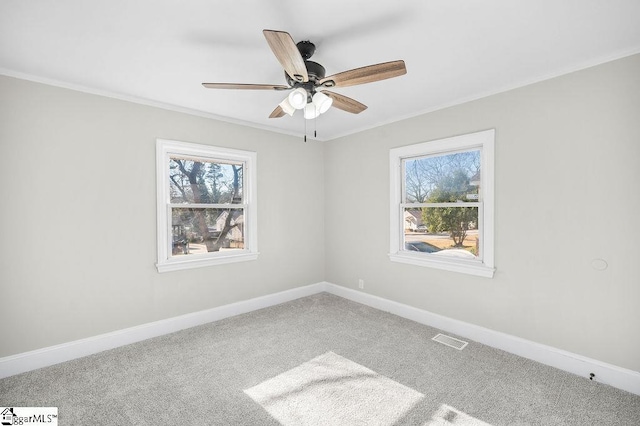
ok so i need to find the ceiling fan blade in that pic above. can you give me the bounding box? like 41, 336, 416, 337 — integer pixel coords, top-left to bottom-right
263, 29, 309, 83
202, 83, 289, 90
319, 60, 406, 88
269, 105, 286, 118
323, 91, 368, 114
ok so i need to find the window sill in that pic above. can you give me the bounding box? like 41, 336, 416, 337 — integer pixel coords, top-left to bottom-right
388, 252, 495, 278
156, 251, 259, 273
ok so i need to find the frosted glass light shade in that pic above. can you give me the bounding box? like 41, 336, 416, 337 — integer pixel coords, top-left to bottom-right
312, 92, 333, 114
278, 97, 295, 116
304, 103, 320, 119
288, 88, 308, 109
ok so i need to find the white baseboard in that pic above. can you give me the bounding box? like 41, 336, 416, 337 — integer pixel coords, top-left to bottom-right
322, 282, 640, 396
2, 280, 638, 397
0, 282, 326, 380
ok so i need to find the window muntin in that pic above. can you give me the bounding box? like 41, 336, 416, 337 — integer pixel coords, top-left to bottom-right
156, 139, 257, 272
389, 130, 494, 278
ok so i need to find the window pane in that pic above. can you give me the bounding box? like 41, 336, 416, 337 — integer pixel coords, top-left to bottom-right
171, 207, 244, 256
169, 158, 243, 204
404, 150, 480, 203
403, 207, 479, 259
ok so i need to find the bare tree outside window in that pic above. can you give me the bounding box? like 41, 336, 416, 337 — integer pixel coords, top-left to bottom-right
156, 139, 258, 273
390, 129, 495, 277
169, 157, 244, 255
403, 150, 481, 257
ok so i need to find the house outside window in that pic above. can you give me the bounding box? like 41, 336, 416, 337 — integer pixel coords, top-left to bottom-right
156, 139, 258, 272
389, 129, 495, 278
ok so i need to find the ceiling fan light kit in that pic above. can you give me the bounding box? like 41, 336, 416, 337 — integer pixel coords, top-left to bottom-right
202, 29, 407, 126
288, 87, 308, 110
312, 91, 333, 114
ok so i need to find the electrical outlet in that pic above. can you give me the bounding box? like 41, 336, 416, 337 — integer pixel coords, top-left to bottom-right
358, 279, 364, 289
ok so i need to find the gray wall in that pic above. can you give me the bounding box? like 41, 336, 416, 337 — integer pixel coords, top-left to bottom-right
0, 76, 325, 357
324, 54, 640, 372
2, 54, 639, 373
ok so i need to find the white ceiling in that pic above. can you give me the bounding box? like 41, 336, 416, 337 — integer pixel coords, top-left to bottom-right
1, 1, 639, 141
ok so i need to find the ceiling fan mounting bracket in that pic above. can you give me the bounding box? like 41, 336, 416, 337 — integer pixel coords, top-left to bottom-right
296, 41, 316, 60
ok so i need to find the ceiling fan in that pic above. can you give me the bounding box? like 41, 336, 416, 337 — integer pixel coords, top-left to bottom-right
202, 29, 407, 120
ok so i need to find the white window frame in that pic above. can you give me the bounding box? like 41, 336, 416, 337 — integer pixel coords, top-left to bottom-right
389, 129, 495, 278
156, 139, 258, 273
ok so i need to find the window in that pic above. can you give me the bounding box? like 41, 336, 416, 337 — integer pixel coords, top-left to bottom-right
389, 129, 495, 277
156, 139, 258, 272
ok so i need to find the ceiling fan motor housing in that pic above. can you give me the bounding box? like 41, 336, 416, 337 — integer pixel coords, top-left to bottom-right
285, 60, 326, 100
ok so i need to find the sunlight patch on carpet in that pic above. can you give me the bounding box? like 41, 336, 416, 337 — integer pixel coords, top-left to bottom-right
244, 351, 424, 426
423, 404, 493, 425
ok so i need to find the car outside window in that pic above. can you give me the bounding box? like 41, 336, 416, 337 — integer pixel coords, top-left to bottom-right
389, 130, 495, 278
